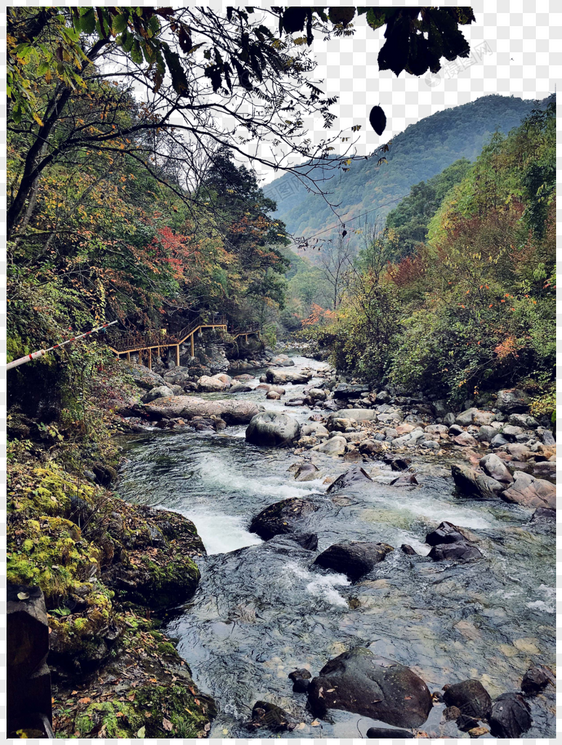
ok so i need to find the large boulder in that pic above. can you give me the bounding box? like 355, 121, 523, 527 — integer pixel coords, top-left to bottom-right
333, 383, 370, 400
496, 389, 530, 414
307, 648, 432, 727
249, 497, 319, 540
313, 542, 393, 581
145, 396, 260, 424
501, 471, 556, 509
245, 412, 300, 447
426, 521, 482, 562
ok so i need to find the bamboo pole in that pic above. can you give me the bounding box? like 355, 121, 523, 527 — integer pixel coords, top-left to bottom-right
176, 345, 180, 366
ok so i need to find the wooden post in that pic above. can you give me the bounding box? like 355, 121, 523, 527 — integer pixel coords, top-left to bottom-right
127, 352, 130, 362
176, 345, 180, 366
245, 334, 248, 343
148, 348, 152, 370
190, 333, 194, 357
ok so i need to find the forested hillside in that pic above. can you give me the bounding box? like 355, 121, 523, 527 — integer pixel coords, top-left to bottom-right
309, 100, 555, 415
267, 94, 552, 247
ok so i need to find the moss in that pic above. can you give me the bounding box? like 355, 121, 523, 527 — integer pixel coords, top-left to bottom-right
157, 641, 176, 655
76, 700, 143, 738
135, 684, 215, 738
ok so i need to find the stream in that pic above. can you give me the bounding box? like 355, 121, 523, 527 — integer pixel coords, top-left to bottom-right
117, 355, 556, 738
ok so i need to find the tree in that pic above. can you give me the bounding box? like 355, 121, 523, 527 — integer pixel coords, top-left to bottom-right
7, 6, 476, 239
320, 233, 355, 309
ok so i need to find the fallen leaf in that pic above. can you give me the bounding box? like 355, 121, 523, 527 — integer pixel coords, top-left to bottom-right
144, 711, 152, 718
78, 697, 91, 705
136, 726, 145, 738
17, 591, 30, 600
162, 718, 173, 731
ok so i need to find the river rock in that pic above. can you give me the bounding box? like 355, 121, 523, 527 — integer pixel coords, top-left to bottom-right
453, 432, 478, 447
425, 424, 448, 435
521, 665, 555, 695
141, 385, 175, 403
366, 727, 414, 738
249, 497, 319, 540
496, 389, 530, 414
307, 387, 327, 402
456, 408, 479, 426
312, 435, 347, 456
248, 701, 296, 732
266, 390, 281, 400
390, 473, 419, 487
145, 396, 261, 424
477, 425, 498, 442
500, 424, 524, 441
428, 542, 482, 562
198, 374, 230, 392
426, 521, 466, 546
472, 410, 495, 426
451, 464, 504, 499
229, 383, 253, 393
509, 413, 539, 428
246, 412, 300, 447
442, 679, 492, 720
326, 467, 373, 493
501, 471, 556, 509
359, 439, 385, 455
328, 408, 377, 422
288, 668, 311, 693
294, 463, 320, 482
125, 363, 167, 390
479, 453, 513, 484
334, 383, 370, 399
300, 422, 329, 437
488, 692, 531, 738
531, 461, 556, 481
307, 648, 432, 727
265, 368, 311, 385
490, 433, 509, 448
313, 541, 393, 581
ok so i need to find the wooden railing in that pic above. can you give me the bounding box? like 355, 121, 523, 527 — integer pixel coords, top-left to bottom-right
106, 315, 259, 369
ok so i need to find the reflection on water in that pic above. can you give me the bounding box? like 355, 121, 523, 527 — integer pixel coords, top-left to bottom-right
117, 356, 555, 738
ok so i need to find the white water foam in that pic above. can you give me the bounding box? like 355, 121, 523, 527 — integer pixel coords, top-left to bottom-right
185, 511, 263, 555
198, 455, 320, 501
282, 561, 350, 607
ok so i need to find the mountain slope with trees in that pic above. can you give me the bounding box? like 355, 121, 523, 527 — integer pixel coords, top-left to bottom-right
267, 94, 552, 247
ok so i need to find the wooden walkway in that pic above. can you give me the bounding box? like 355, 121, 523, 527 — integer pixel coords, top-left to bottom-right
108, 316, 260, 370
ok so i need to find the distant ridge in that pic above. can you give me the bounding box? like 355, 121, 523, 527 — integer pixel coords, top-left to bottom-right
265, 94, 554, 249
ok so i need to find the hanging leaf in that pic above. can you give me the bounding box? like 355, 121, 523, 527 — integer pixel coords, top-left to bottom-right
369, 105, 386, 135
328, 8, 356, 26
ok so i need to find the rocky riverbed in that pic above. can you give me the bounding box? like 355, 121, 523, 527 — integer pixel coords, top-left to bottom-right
114, 350, 556, 739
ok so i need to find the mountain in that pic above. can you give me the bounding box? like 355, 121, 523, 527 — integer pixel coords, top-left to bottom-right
264, 94, 553, 250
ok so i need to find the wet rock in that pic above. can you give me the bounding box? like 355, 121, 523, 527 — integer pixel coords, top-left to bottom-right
442, 679, 492, 720
457, 714, 480, 731
125, 363, 167, 390
294, 463, 320, 482
420, 440, 440, 451
247, 701, 296, 732
426, 521, 466, 546
287, 532, 318, 550
401, 544, 417, 555
521, 665, 555, 695
428, 543, 482, 562
308, 648, 432, 727
388, 456, 412, 471
246, 411, 300, 447
301, 422, 329, 437
443, 705, 462, 721
326, 467, 372, 493
501, 471, 556, 509
488, 692, 532, 737
312, 435, 347, 456
496, 389, 530, 414
249, 497, 320, 540
479, 453, 513, 484
390, 473, 419, 487
313, 541, 393, 581
366, 727, 414, 738
307, 388, 327, 401
393, 428, 425, 447
289, 668, 311, 693
266, 390, 281, 400
198, 374, 231, 392
376, 390, 392, 403
359, 439, 385, 456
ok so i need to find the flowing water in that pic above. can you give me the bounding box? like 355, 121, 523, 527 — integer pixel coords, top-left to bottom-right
117, 356, 556, 738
